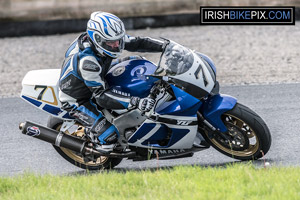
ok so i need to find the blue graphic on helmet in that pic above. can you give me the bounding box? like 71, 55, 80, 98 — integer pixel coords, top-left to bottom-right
103, 14, 123, 35
87, 30, 94, 42
98, 16, 111, 36
104, 13, 120, 21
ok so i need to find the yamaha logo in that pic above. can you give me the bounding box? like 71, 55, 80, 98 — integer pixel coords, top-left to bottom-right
149, 149, 186, 155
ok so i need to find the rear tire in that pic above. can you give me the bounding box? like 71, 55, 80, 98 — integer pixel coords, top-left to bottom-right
47, 116, 123, 170
202, 103, 271, 160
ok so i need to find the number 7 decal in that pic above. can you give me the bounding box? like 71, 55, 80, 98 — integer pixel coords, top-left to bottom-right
194, 64, 208, 87
34, 85, 47, 100
32, 85, 58, 106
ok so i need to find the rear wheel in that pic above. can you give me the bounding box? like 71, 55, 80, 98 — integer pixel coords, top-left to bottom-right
47, 117, 123, 170
202, 103, 271, 160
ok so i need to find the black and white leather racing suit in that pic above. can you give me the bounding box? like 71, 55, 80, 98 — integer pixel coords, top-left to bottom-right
59, 33, 163, 145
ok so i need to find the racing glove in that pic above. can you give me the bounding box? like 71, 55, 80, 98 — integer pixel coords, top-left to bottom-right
129, 96, 156, 112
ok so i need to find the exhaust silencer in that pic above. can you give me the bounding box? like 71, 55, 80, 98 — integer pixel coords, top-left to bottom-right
19, 121, 136, 158
19, 121, 86, 154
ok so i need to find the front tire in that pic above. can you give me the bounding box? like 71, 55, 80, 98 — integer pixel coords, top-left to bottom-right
202, 103, 271, 160
47, 117, 123, 170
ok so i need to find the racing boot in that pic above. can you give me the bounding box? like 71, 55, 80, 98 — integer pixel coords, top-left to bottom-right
90, 116, 119, 154
65, 102, 119, 154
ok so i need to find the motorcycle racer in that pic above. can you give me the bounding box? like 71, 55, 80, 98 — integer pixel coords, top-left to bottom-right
59, 11, 164, 154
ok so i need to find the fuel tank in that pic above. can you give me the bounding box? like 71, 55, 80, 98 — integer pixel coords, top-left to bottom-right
105, 59, 159, 98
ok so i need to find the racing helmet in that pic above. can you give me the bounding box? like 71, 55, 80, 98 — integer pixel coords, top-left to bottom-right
87, 12, 126, 58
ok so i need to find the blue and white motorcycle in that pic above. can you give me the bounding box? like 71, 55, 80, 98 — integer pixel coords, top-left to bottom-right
19, 40, 271, 170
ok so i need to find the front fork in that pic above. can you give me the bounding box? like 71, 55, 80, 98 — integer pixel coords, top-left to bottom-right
200, 94, 237, 133
197, 112, 232, 142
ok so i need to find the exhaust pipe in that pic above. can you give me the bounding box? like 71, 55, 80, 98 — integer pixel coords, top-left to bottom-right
19, 121, 100, 156
19, 121, 136, 158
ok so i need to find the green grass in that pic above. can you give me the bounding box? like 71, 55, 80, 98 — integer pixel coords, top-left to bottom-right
1, 163, 300, 200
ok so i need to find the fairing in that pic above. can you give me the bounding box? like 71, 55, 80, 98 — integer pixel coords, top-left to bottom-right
128, 85, 201, 149
156, 85, 202, 116
20, 69, 73, 119
154, 40, 216, 99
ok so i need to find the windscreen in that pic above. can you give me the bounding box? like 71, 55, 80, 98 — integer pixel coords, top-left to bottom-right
154, 41, 194, 76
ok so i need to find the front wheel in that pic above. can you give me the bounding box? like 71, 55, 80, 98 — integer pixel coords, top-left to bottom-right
202, 103, 271, 160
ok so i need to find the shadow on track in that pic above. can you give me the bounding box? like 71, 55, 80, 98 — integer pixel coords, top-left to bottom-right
65, 159, 273, 176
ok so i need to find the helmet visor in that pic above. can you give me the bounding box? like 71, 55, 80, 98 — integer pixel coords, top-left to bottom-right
94, 34, 124, 53
102, 40, 122, 52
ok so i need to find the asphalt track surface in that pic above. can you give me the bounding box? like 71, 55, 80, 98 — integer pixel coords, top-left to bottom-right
1, 83, 300, 176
